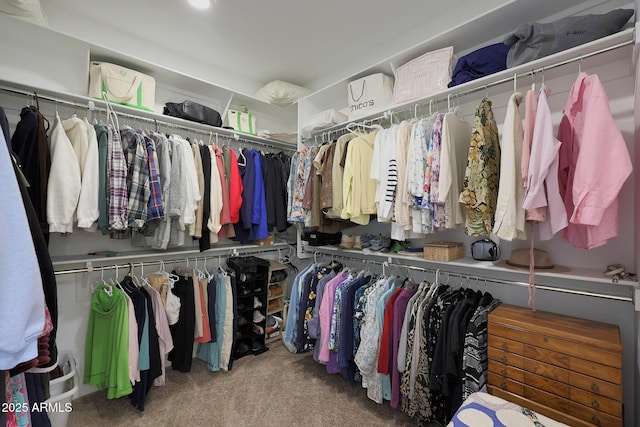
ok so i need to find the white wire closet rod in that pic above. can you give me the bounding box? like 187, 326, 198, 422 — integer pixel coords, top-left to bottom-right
306, 32, 634, 139
54, 245, 285, 276
311, 251, 633, 304
0, 81, 296, 152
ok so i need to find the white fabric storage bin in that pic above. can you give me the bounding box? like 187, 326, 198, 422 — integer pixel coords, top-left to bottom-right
392, 46, 453, 104
45, 353, 78, 427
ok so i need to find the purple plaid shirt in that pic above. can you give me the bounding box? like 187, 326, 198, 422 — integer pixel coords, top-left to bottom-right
108, 125, 128, 230
144, 135, 164, 221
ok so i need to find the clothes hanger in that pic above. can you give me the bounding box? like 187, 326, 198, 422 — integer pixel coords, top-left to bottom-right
345, 121, 383, 137
128, 262, 141, 287
139, 262, 150, 288
217, 254, 226, 275
530, 70, 536, 92
237, 147, 247, 166
91, 266, 113, 297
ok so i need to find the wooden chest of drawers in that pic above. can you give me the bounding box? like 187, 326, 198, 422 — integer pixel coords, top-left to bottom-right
487, 304, 622, 427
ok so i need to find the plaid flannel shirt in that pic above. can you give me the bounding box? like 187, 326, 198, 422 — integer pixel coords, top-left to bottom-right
107, 125, 128, 230
121, 128, 150, 229
144, 135, 164, 221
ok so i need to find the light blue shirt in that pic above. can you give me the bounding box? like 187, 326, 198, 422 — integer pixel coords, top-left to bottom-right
376, 277, 399, 401
197, 273, 227, 372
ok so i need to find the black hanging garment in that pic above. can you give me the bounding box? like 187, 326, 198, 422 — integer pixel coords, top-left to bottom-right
168, 273, 196, 372
199, 145, 212, 251
10, 104, 50, 239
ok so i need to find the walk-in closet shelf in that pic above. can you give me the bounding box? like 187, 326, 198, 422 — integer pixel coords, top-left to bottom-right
303, 28, 634, 141
304, 246, 636, 303
52, 242, 292, 272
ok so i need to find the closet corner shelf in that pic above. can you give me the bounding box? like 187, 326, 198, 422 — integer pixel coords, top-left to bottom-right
52, 241, 290, 269
303, 245, 638, 301
304, 27, 635, 138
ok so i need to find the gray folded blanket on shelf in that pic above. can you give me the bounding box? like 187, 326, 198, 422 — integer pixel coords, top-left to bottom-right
504, 8, 634, 68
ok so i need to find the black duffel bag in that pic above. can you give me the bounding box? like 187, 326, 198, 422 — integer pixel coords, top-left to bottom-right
163, 100, 222, 127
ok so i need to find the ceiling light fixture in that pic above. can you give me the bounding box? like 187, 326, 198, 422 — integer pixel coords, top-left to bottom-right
188, 0, 211, 10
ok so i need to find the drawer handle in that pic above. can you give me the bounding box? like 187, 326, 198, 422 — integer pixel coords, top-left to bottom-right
501, 369, 507, 376
543, 336, 549, 343
502, 342, 508, 351
501, 355, 508, 364
591, 382, 600, 393
591, 415, 601, 426
500, 382, 507, 390
591, 399, 599, 410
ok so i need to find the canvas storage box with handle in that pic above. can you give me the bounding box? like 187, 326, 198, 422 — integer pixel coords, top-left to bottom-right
227, 105, 257, 135
347, 72, 394, 120
392, 46, 454, 104
88, 61, 156, 111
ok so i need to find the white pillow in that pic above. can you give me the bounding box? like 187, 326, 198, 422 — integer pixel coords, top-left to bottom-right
256, 80, 311, 106
0, 0, 49, 26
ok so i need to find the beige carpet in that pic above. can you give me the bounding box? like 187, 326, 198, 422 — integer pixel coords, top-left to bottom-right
68, 342, 418, 426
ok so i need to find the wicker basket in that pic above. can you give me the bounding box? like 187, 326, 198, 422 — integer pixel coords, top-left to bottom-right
423, 241, 464, 262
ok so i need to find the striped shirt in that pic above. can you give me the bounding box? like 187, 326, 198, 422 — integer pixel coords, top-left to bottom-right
462, 298, 501, 400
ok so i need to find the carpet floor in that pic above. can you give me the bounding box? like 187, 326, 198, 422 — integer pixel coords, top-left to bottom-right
68, 342, 419, 426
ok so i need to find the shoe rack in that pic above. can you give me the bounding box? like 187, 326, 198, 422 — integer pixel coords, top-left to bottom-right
265, 260, 288, 344
227, 256, 270, 359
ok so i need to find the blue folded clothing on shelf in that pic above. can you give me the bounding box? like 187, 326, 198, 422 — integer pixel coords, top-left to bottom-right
448, 43, 510, 88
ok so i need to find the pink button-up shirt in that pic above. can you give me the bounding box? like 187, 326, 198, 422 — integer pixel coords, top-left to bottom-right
557, 73, 632, 250
522, 86, 567, 240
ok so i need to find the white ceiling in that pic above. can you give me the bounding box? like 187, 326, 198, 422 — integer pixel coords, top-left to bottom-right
40, 0, 513, 95
39, 0, 629, 97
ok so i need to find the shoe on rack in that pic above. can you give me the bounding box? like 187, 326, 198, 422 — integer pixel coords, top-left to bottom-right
360, 234, 374, 249
238, 316, 248, 326
253, 310, 266, 323
268, 284, 283, 298
268, 299, 282, 313
353, 235, 363, 250
234, 341, 250, 358
250, 338, 267, 353
253, 296, 263, 308
369, 235, 383, 251
270, 270, 288, 283
239, 285, 252, 296
252, 324, 264, 335
339, 234, 355, 249
267, 314, 282, 328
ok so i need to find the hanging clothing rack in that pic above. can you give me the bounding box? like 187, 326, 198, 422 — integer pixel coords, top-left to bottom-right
54, 244, 287, 276
305, 32, 634, 139
0, 81, 296, 153
311, 251, 633, 304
